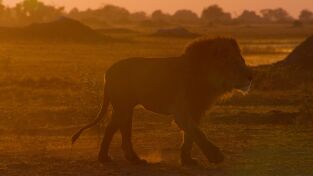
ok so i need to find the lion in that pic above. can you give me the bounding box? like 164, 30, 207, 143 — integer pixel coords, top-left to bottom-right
72, 37, 253, 166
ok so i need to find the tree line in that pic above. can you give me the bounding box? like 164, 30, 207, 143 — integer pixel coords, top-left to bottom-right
0, 0, 313, 27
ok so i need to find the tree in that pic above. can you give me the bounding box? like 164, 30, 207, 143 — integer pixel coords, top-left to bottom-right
69, 7, 80, 17
95, 5, 131, 24
68, 4, 132, 26
130, 11, 147, 22
299, 9, 313, 23
236, 10, 261, 24
260, 8, 293, 23
172, 9, 199, 24
0, 0, 4, 13
14, 0, 64, 23
151, 10, 171, 22
201, 5, 231, 24
0, 0, 5, 24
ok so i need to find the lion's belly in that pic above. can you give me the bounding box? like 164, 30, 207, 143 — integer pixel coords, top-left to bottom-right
140, 103, 171, 115
136, 90, 178, 115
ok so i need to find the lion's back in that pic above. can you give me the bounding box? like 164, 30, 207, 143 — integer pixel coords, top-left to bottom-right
106, 57, 183, 84
105, 57, 185, 110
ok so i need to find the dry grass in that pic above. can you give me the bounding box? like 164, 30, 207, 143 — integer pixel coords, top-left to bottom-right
0, 25, 313, 175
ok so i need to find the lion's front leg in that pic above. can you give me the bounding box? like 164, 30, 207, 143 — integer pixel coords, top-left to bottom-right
181, 132, 198, 166
175, 113, 224, 164
180, 116, 201, 166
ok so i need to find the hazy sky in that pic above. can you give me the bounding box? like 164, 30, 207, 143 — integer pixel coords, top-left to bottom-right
3, 0, 313, 17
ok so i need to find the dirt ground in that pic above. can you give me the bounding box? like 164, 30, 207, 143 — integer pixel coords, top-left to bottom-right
1, 109, 312, 176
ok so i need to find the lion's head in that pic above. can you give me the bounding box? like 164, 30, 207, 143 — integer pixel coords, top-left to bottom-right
184, 37, 252, 93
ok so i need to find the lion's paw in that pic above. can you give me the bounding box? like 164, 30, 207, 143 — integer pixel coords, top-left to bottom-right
181, 158, 199, 166
98, 155, 113, 163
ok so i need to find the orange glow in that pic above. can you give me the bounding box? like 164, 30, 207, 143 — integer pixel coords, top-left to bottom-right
3, 0, 313, 17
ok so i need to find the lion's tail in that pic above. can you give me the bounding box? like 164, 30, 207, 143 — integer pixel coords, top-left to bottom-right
71, 84, 110, 145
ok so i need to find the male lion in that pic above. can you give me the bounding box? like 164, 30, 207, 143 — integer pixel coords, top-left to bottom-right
72, 38, 252, 166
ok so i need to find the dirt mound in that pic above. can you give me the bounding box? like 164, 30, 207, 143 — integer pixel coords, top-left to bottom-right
254, 35, 313, 90
152, 27, 200, 38
253, 63, 313, 90
276, 35, 313, 69
139, 20, 170, 28
0, 17, 111, 42
96, 27, 138, 34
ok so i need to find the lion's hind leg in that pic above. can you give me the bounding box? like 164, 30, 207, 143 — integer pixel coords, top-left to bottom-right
118, 107, 147, 165
98, 110, 120, 163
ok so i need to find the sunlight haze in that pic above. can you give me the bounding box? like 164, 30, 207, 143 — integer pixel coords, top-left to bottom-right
3, 0, 313, 17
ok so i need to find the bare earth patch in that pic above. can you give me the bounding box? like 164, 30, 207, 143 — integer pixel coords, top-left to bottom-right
1, 117, 312, 176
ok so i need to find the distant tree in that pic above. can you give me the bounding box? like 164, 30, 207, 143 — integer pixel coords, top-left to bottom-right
0, 0, 4, 13
130, 11, 147, 22
172, 9, 199, 24
14, 0, 64, 23
201, 5, 231, 24
95, 5, 130, 24
68, 5, 133, 26
293, 20, 303, 27
260, 8, 293, 23
236, 10, 262, 24
0, 0, 5, 24
69, 7, 80, 17
299, 9, 313, 23
151, 10, 171, 22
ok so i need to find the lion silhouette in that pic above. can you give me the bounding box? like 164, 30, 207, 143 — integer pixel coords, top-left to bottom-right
72, 38, 253, 166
